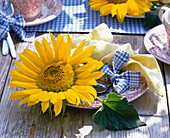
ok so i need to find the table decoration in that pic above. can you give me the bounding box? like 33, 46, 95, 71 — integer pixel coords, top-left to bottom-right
24, 0, 63, 26
144, 24, 170, 64
24, 0, 147, 34
88, 0, 158, 23
0, 14, 35, 42
9, 23, 165, 131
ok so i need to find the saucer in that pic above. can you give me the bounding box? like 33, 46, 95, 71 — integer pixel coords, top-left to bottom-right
144, 24, 170, 65
25, 0, 62, 26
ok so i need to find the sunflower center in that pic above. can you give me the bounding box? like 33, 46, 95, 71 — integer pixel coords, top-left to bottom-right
36, 61, 75, 92
107, 0, 127, 4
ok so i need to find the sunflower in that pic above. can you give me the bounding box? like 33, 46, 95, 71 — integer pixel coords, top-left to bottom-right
88, 0, 156, 23
9, 33, 104, 116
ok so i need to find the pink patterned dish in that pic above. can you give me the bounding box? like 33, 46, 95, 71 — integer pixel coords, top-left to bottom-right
67, 77, 148, 109
144, 24, 170, 65
24, 0, 62, 26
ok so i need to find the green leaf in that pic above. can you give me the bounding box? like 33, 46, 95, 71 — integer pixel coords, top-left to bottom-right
144, 8, 161, 30
93, 93, 146, 130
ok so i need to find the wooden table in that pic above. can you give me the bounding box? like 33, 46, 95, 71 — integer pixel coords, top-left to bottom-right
0, 33, 170, 138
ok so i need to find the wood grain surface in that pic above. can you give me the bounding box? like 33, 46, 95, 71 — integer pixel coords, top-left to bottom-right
0, 33, 169, 138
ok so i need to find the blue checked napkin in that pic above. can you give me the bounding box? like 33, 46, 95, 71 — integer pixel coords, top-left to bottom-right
100, 50, 141, 94
24, 0, 147, 34
0, 14, 35, 43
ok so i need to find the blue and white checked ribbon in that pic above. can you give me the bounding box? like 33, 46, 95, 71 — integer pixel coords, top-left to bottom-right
100, 50, 141, 94
24, 0, 147, 34
0, 14, 35, 43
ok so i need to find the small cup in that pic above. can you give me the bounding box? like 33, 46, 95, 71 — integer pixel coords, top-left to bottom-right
159, 6, 170, 53
10, 0, 43, 21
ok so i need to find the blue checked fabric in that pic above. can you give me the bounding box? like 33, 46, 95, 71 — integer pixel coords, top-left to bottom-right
100, 50, 141, 94
24, 0, 147, 34
0, 14, 35, 43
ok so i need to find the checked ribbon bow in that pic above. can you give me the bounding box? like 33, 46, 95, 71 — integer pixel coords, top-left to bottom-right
0, 14, 35, 43
100, 50, 141, 94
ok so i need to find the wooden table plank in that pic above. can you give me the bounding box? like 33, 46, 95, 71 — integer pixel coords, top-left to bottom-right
0, 33, 169, 137
0, 53, 11, 100
164, 63, 170, 116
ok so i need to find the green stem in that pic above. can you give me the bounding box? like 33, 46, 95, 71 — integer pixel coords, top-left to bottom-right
96, 97, 103, 102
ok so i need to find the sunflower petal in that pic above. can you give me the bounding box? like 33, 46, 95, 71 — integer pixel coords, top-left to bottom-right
35, 41, 48, 64
38, 92, 54, 101
71, 86, 97, 99
100, 3, 114, 16
27, 100, 39, 106
9, 69, 36, 83
14, 62, 38, 79
75, 78, 98, 86
50, 93, 58, 104
19, 96, 29, 106
54, 99, 62, 116
117, 4, 127, 23
9, 81, 38, 90
71, 39, 86, 59
18, 53, 41, 73
22, 49, 45, 68
65, 89, 80, 105
41, 101, 49, 113
9, 89, 42, 100
29, 91, 47, 101
65, 33, 73, 62
76, 60, 103, 73
70, 46, 96, 68
42, 38, 55, 62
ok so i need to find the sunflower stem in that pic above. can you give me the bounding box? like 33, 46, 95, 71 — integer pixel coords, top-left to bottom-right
96, 97, 103, 102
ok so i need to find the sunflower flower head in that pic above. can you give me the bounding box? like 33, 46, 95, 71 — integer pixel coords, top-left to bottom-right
9, 33, 104, 116
88, 0, 156, 23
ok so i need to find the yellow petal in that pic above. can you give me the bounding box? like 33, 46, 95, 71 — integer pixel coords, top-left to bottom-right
57, 35, 66, 61
41, 101, 49, 113
54, 99, 62, 116
22, 49, 45, 68
57, 92, 66, 100
18, 53, 41, 73
76, 60, 103, 73
27, 100, 39, 106
42, 38, 55, 62
19, 96, 29, 106
38, 92, 54, 101
65, 89, 80, 106
117, 4, 127, 23
9, 89, 42, 100
71, 39, 86, 60
9, 81, 38, 90
9, 69, 36, 83
50, 93, 58, 104
29, 91, 47, 101
70, 46, 96, 68
35, 41, 48, 64
65, 33, 72, 62
14, 62, 38, 79
71, 86, 97, 99
90, 2, 108, 11
75, 78, 98, 86
100, 3, 114, 16
50, 32, 59, 61
86, 71, 105, 79
77, 93, 92, 106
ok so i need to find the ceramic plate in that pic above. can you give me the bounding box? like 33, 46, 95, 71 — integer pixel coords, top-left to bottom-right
67, 77, 148, 109
24, 0, 62, 26
144, 24, 170, 65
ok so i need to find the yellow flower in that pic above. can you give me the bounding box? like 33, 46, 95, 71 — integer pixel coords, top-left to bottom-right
88, 0, 154, 23
9, 33, 104, 116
